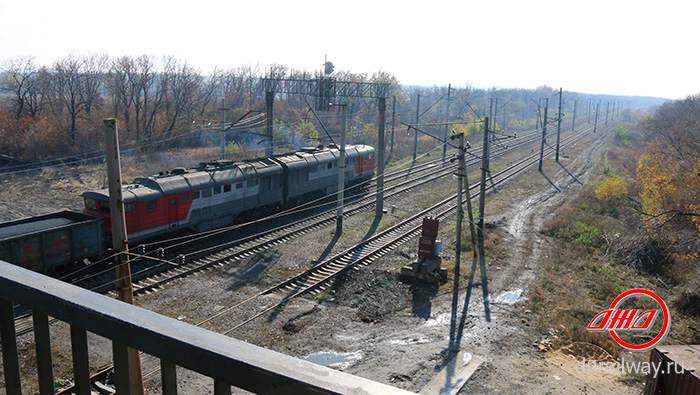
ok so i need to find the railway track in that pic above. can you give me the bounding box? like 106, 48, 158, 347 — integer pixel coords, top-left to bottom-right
13, 118, 576, 337
199, 119, 602, 334
49, 119, 602, 395
111, 123, 558, 296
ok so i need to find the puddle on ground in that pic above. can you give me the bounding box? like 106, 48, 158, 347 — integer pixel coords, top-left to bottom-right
424, 313, 450, 327
303, 351, 362, 370
494, 289, 524, 304
390, 337, 431, 346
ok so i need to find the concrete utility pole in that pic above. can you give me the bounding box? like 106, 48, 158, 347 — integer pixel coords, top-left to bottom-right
336, 104, 347, 233
454, 132, 465, 280
477, 118, 492, 323
572, 99, 577, 131
610, 102, 615, 120
555, 87, 563, 163
486, 98, 496, 192
477, 117, 490, 254
538, 99, 548, 172
376, 97, 386, 217
103, 119, 144, 395
220, 98, 227, 160
593, 102, 600, 134
413, 93, 420, 161
452, 131, 477, 259
442, 84, 451, 165
265, 91, 274, 157
390, 96, 396, 157
605, 101, 610, 126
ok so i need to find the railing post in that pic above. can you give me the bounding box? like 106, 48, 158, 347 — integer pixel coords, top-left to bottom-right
33, 311, 55, 395
70, 325, 91, 395
0, 298, 22, 395
161, 360, 178, 395
214, 380, 231, 395
113, 341, 132, 395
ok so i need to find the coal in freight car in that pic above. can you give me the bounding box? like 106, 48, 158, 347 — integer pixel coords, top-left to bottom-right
0, 210, 104, 274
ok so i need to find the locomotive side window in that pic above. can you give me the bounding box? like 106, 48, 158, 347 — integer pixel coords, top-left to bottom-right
125, 203, 135, 213
327, 162, 333, 170
224, 184, 231, 192
192, 191, 200, 199
85, 198, 97, 211
202, 189, 212, 198
236, 183, 243, 189
213, 186, 221, 194
147, 200, 157, 210
99, 200, 110, 213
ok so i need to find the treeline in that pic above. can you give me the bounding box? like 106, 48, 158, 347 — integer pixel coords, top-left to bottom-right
635, 96, 700, 302
1, 54, 589, 162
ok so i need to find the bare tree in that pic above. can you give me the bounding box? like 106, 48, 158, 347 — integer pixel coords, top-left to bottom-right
25, 66, 51, 119
197, 67, 223, 119
49, 54, 86, 146
134, 55, 158, 139
142, 57, 168, 140
163, 56, 201, 137
1, 56, 37, 119
107, 56, 136, 134
80, 53, 109, 116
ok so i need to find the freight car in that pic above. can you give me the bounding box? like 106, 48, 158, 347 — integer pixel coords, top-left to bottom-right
644, 345, 700, 394
0, 210, 105, 274
82, 144, 375, 242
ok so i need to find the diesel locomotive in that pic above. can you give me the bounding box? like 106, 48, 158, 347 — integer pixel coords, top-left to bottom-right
82, 144, 375, 242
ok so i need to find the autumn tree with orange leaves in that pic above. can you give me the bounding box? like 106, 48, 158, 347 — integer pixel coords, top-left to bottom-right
636, 95, 700, 235
635, 96, 700, 308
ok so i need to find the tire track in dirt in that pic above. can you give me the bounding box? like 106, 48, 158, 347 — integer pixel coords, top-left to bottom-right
454, 128, 641, 393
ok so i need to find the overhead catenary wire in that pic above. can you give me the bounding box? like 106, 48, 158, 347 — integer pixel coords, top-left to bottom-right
76, 145, 457, 293
138, 143, 451, 253
141, 120, 548, 278
171, 119, 559, 254
26, 117, 559, 291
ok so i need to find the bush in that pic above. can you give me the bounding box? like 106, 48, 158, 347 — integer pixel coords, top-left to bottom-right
571, 222, 603, 247
594, 176, 628, 205
550, 221, 603, 248
601, 164, 614, 177
612, 126, 630, 146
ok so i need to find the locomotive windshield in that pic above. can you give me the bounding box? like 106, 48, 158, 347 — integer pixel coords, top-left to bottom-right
85, 198, 97, 211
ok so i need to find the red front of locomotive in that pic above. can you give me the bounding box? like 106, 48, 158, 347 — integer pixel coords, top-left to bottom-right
82, 183, 193, 243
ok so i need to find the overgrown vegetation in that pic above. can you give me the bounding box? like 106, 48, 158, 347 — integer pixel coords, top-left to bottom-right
531, 103, 700, 361
612, 125, 630, 146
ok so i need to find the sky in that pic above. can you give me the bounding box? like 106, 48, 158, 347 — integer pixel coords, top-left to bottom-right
1, 0, 698, 100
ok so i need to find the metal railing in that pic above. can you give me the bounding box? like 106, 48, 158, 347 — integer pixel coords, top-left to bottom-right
0, 260, 412, 394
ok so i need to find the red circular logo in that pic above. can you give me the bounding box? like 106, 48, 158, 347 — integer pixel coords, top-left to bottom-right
586, 288, 670, 352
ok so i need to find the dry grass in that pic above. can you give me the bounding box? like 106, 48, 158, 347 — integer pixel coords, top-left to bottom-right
527, 143, 700, 364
